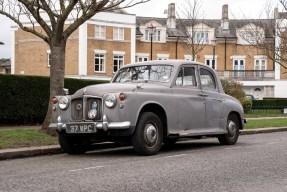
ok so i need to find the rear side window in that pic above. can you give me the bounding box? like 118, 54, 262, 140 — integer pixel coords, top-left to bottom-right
176, 67, 197, 86
199, 68, 216, 90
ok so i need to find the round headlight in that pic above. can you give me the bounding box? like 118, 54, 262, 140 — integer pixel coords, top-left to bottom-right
104, 94, 117, 108
58, 96, 69, 110
88, 109, 97, 119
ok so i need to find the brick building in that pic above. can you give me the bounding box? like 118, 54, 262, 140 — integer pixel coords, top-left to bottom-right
10, 4, 287, 98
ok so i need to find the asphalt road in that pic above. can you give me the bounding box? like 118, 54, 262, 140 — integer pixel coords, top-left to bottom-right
0, 132, 287, 192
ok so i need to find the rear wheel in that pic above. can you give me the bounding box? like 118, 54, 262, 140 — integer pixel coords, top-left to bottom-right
218, 114, 240, 145
58, 133, 90, 154
132, 112, 163, 156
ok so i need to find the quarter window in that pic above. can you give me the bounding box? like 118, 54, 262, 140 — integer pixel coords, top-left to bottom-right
176, 67, 197, 86
95, 54, 105, 72
113, 27, 124, 40
200, 68, 216, 90
113, 55, 124, 72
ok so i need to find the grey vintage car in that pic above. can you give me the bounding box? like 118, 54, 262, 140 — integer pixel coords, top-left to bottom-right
49, 60, 245, 155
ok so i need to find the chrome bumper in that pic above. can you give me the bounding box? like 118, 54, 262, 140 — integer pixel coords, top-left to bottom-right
49, 115, 131, 132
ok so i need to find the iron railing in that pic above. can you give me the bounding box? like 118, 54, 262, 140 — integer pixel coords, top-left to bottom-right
216, 70, 275, 81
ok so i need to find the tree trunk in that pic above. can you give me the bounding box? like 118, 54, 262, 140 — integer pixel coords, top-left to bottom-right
41, 39, 67, 135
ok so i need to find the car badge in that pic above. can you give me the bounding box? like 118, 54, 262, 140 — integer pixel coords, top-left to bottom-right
92, 102, 98, 109
83, 87, 87, 95
76, 103, 82, 111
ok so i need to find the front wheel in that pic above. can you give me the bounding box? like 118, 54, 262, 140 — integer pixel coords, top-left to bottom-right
58, 133, 90, 154
132, 112, 163, 156
218, 114, 240, 145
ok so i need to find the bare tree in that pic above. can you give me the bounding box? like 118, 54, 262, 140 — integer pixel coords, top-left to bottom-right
177, 0, 208, 60
0, 0, 149, 133
238, 0, 287, 75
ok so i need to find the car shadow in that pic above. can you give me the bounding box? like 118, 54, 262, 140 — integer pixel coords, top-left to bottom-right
83, 138, 225, 157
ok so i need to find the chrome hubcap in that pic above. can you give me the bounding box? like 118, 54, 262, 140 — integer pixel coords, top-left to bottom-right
227, 120, 236, 137
145, 124, 157, 145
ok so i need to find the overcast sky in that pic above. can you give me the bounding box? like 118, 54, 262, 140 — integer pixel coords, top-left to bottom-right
0, 0, 281, 58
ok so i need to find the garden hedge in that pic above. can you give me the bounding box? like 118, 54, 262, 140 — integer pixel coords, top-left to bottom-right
252, 99, 287, 109
0, 74, 108, 125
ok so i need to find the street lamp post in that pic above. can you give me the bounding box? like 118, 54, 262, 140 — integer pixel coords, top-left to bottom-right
211, 36, 217, 69
147, 23, 156, 60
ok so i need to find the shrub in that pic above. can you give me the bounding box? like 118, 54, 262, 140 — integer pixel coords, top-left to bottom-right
241, 99, 253, 113
220, 79, 245, 103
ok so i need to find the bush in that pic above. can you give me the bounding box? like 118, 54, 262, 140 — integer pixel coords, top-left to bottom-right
0, 74, 108, 125
220, 79, 245, 103
242, 99, 253, 113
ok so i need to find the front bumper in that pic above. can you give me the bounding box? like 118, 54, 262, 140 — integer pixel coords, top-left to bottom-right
49, 115, 131, 132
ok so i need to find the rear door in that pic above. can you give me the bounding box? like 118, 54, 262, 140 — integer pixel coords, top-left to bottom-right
199, 67, 223, 131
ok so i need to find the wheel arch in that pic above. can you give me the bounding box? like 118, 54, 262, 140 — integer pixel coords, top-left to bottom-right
228, 111, 243, 130
137, 103, 168, 137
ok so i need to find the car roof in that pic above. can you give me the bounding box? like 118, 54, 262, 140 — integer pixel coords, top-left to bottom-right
121, 60, 204, 68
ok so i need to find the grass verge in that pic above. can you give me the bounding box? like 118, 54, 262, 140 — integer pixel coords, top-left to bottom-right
0, 128, 58, 150
244, 118, 287, 129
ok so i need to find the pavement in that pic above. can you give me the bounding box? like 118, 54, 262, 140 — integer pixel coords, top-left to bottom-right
1, 126, 287, 160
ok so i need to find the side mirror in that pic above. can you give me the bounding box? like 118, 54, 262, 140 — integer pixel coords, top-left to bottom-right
63, 88, 69, 95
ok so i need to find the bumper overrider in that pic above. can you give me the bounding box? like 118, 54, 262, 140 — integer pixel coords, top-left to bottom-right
49, 115, 131, 132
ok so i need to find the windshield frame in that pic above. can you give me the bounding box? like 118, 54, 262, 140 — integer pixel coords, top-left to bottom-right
112, 64, 175, 84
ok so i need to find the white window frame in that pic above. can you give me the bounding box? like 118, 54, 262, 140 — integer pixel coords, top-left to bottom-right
113, 51, 125, 72
231, 56, 246, 77
254, 55, 267, 78
94, 50, 106, 73
157, 54, 169, 60
113, 27, 124, 40
95, 25, 106, 39
47, 50, 51, 67
136, 53, 149, 62
194, 31, 209, 44
204, 55, 217, 70
138, 57, 148, 62
254, 55, 267, 70
145, 29, 161, 42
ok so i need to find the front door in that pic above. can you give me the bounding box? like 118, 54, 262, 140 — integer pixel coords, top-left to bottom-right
172, 66, 206, 133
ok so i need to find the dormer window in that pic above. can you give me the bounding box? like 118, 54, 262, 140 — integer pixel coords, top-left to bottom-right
194, 31, 209, 44
145, 29, 161, 42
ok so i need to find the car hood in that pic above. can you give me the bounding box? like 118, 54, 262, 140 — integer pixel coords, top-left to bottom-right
72, 82, 169, 98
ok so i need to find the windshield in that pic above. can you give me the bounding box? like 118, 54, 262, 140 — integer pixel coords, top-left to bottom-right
113, 65, 174, 83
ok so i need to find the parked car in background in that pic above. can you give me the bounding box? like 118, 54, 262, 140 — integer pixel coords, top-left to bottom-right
49, 60, 245, 156
246, 94, 255, 100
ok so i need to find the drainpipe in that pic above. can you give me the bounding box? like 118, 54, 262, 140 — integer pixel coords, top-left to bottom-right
224, 37, 227, 70
176, 37, 180, 59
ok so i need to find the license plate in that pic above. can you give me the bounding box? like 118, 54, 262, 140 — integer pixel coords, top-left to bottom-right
66, 123, 96, 133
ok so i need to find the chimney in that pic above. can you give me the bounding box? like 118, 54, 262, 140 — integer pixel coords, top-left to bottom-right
274, 7, 279, 19
167, 3, 176, 29
221, 4, 229, 30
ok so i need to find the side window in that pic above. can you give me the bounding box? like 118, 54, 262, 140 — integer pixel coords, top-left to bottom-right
200, 68, 216, 90
176, 67, 197, 86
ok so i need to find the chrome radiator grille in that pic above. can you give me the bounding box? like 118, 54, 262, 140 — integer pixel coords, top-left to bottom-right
71, 97, 102, 121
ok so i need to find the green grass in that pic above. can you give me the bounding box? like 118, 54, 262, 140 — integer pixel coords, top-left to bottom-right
244, 118, 287, 129
0, 128, 58, 150
245, 109, 287, 118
